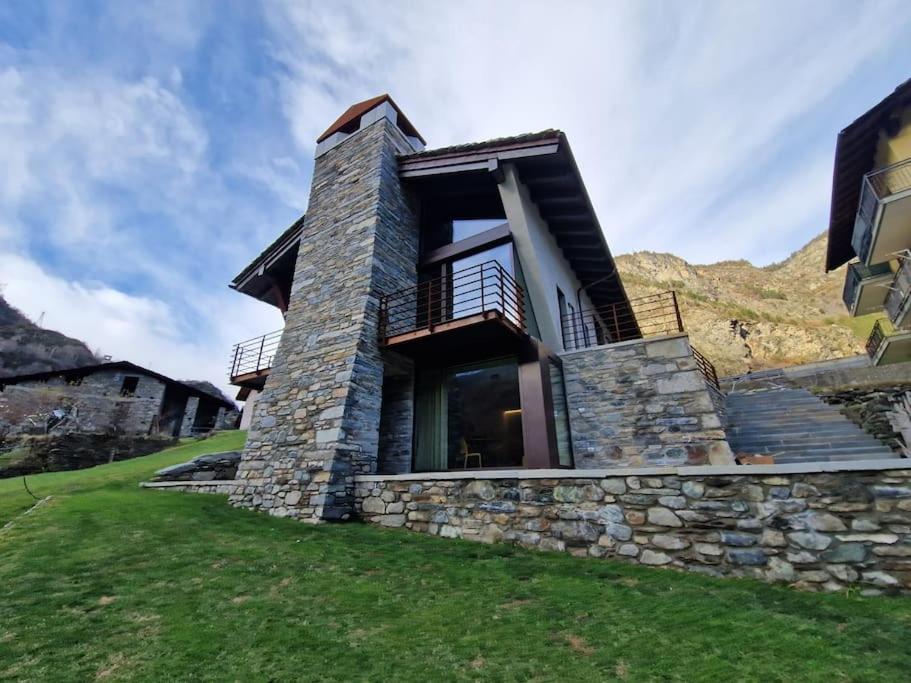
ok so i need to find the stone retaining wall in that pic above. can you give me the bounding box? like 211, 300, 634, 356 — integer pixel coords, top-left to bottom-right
353, 462, 911, 594
561, 335, 733, 468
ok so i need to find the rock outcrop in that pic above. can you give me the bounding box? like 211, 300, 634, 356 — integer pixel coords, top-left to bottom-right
616, 233, 868, 376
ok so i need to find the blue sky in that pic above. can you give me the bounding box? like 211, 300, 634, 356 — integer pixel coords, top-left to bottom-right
0, 0, 909, 394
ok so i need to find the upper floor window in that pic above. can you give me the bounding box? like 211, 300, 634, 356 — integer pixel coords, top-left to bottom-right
423, 217, 507, 253
120, 376, 139, 397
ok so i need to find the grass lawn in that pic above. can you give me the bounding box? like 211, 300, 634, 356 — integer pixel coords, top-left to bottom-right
1, 434, 910, 681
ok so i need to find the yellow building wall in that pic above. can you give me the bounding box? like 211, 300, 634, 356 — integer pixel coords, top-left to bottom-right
875, 107, 911, 169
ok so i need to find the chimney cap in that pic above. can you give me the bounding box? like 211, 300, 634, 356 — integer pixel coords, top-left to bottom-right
316, 94, 426, 145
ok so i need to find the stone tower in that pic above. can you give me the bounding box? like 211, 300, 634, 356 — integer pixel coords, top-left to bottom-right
230, 97, 421, 522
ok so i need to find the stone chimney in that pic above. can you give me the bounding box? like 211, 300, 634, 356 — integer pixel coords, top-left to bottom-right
230, 96, 421, 522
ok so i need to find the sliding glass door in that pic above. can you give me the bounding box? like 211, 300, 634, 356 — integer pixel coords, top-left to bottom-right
414, 357, 524, 471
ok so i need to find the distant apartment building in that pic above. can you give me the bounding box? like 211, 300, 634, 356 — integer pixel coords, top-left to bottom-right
225, 95, 730, 522
827, 79, 911, 365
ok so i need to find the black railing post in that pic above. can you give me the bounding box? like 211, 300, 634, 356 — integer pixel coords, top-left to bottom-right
672, 291, 684, 332
231, 346, 240, 377
256, 335, 265, 372
480, 263, 486, 313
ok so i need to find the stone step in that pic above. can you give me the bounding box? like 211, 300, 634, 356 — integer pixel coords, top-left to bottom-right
731, 444, 894, 457
727, 422, 876, 436
774, 452, 898, 463
722, 386, 895, 465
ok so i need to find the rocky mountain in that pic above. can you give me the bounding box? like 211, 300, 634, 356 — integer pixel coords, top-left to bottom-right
0, 295, 98, 377
615, 233, 871, 377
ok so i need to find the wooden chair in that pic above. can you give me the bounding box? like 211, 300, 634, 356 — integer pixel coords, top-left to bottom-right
461, 438, 482, 468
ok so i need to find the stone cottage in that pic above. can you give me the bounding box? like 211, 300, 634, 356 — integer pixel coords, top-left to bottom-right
0, 361, 236, 437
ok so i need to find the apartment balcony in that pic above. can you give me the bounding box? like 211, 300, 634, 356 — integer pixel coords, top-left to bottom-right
229, 328, 281, 389
842, 261, 893, 316
866, 318, 911, 366
885, 256, 911, 329
851, 157, 911, 265
378, 261, 526, 359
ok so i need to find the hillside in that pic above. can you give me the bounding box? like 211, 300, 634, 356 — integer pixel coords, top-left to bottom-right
0, 295, 98, 377
615, 233, 872, 376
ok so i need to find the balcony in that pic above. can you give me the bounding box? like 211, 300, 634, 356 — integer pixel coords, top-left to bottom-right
851, 157, 911, 265
560, 290, 682, 351
866, 318, 911, 366
378, 261, 526, 359
229, 329, 281, 389
842, 261, 893, 316
885, 256, 911, 329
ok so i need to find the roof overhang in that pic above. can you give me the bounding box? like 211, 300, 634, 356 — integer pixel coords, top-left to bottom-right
398, 132, 634, 320
229, 216, 304, 310
826, 78, 911, 272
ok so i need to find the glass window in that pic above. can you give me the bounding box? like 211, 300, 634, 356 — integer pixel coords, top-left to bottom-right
413, 358, 524, 471
452, 219, 506, 242
548, 361, 573, 467
423, 218, 507, 252
451, 244, 518, 323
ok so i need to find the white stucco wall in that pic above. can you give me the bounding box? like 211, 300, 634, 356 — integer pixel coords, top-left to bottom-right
498, 164, 596, 351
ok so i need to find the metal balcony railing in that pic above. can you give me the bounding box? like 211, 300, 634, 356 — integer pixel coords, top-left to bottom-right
560, 290, 681, 351
866, 319, 889, 359
379, 260, 525, 341
852, 157, 911, 262
229, 328, 282, 380
692, 345, 721, 394
842, 261, 892, 312
886, 256, 911, 326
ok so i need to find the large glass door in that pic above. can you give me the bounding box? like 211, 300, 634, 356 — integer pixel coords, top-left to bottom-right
414, 357, 524, 471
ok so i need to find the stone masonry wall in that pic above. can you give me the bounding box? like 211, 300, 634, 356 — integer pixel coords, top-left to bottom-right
0, 371, 165, 435
562, 335, 733, 468
231, 116, 418, 521
180, 396, 200, 437
353, 465, 911, 594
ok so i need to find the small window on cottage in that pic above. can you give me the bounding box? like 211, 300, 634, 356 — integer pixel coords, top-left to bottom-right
120, 376, 139, 397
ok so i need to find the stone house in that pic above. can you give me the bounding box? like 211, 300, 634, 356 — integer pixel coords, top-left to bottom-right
227, 95, 732, 522
0, 361, 236, 437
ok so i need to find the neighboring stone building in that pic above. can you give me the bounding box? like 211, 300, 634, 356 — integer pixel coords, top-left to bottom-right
225, 95, 732, 523
0, 361, 237, 437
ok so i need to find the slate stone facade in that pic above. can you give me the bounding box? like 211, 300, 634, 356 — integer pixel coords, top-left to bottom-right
561, 334, 733, 468
231, 117, 419, 521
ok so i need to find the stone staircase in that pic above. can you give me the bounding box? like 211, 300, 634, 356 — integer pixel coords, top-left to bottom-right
724, 388, 899, 464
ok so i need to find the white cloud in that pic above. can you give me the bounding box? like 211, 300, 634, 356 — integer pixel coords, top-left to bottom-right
263, 0, 911, 264
0, 252, 282, 398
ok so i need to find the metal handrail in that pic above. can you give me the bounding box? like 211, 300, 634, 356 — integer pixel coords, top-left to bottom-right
229, 328, 282, 379
692, 345, 721, 394
865, 156, 911, 200
379, 260, 525, 340
560, 290, 681, 351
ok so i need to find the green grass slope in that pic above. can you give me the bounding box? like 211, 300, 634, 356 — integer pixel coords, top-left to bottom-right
2, 434, 910, 681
